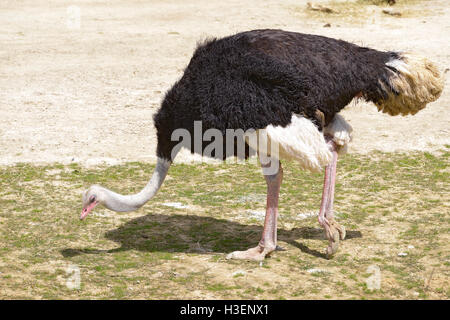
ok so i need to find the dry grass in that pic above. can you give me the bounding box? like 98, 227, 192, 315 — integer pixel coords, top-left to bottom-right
0, 149, 449, 299
298, 0, 435, 25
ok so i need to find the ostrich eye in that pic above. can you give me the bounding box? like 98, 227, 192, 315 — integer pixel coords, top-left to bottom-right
89, 195, 96, 203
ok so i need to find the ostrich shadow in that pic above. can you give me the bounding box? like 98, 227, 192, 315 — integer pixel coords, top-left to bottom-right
61, 213, 361, 260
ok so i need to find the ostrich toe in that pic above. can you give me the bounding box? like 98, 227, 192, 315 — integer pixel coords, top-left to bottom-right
324, 218, 346, 258
226, 244, 276, 261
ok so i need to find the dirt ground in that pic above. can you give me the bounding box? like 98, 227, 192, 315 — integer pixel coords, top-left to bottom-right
0, 0, 449, 166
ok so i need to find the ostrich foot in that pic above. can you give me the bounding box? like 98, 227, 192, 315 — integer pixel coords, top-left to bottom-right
320, 217, 346, 258
226, 243, 276, 261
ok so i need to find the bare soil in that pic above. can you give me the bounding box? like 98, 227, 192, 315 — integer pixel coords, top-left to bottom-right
0, 0, 449, 166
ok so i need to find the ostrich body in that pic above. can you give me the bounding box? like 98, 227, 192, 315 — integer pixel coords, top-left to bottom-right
81, 29, 444, 260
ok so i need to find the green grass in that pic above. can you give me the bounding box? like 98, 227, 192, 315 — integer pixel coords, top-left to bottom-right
0, 150, 448, 299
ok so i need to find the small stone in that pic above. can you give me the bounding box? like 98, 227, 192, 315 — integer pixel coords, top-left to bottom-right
307, 268, 325, 273
307, 2, 336, 14
382, 9, 402, 17
162, 202, 189, 209
323, 23, 331, 28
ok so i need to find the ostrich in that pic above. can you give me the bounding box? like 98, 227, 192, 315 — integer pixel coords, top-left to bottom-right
81, 29, 444, 260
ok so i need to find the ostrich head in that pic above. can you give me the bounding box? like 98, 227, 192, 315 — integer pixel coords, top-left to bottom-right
80, 185, 104, 220
372, 53, 444, 116
79, 158, 171, 219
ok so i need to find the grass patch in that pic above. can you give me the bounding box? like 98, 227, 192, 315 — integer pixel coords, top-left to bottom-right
0, 150, 448, 299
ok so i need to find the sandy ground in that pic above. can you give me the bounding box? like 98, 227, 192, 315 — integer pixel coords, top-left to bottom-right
0, 0, 449, 166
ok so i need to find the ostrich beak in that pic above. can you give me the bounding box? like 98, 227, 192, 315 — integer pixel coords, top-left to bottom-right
80, 201, 98, 220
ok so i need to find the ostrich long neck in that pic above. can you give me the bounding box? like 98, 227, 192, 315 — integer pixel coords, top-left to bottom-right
101, 157, 171, 212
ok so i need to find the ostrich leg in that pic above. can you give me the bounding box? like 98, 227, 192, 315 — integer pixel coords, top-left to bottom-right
227, 158, 283, 261
318, 137, 346, 258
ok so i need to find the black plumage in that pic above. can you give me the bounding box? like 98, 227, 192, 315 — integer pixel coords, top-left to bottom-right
154, 29, 400, 160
